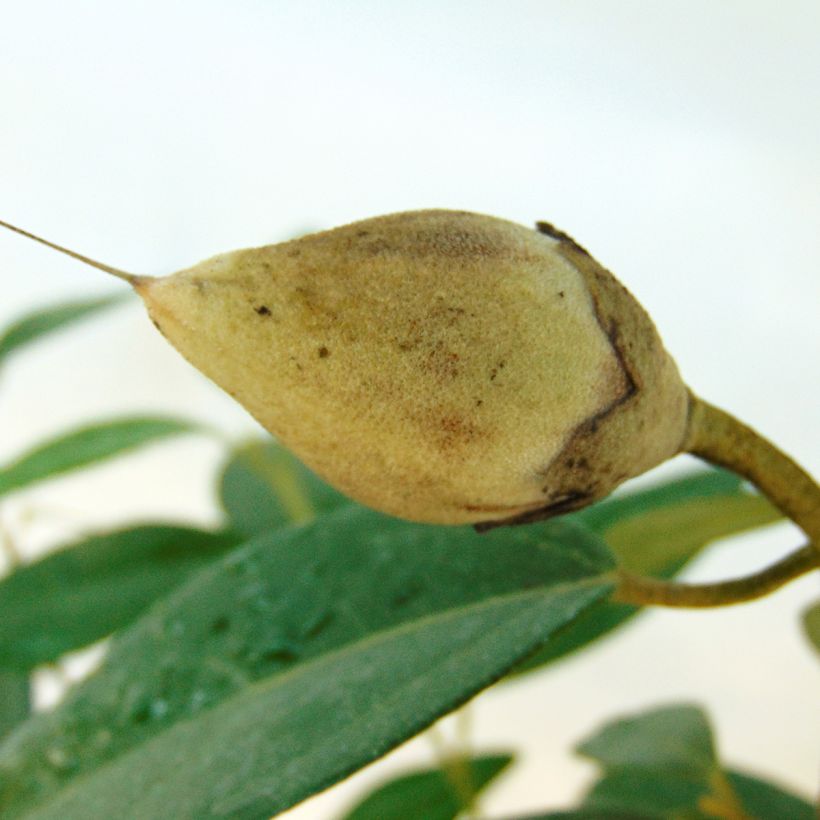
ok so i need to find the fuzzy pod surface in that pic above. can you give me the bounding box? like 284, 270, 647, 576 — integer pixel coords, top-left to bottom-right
137, 210, 690, 525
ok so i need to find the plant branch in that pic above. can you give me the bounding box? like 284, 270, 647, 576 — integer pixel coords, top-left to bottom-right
683, 392, 820, 553
608, 391, 820, 608
613, 543, 818, 608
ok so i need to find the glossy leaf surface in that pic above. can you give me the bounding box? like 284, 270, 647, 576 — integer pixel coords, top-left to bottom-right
0, 507, 613, 818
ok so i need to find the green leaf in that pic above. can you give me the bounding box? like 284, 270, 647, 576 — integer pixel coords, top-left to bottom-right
577, 768, 816, 820
565, 704, 815, 820
575, 468, 743, 533
15, 585, 606, 820
219, 439, 348, 535
583, 768, 707, 817
574, 705, 718, 819
601, 493, 779, 574
0, 507, 614, 818
521, 812, 653, 819
578, 705, 716, 779
513, 482, 780, 675
801, 599, 820, 658
0, 670, 29, 741
728, 770, 815, 820
0, 417, 202, 498
0, 526, 240, 670
0, 294, 129, 369
340, 754, 513, 820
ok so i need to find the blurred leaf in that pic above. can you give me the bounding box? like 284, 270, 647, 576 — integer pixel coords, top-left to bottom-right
0, 670, 29, 741
577, 705, 716, 779
801, 599, 820, 658
518, 709, 815, 820
577, 768, 815, 820
0, 417, 202, 498
727, 770, 815, 820
0, 294, 129, 369
520, 812, 651, 819
602, 493, 779, 573
575, 468, 743, 533
566, 704, 814, 820
0, 507, 614, 818
514, 485, 780, 676
517, 770, 816, 820
340, 754, 513, 820
219, 439, 347, 535
0, 526, 240, 670
583, 768, 707, 818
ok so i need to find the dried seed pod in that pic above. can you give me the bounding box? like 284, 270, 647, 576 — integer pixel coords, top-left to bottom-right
134, 210, 690, 525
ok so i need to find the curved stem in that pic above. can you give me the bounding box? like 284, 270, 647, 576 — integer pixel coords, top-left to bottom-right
684, 392, 820, 552
610, 391, 820, 608
613, 543, 818, 608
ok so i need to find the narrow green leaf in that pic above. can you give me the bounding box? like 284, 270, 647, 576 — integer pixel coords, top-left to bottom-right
514, 488, 780, 675
577, 705, 716, 779
0, 507, 614, 818
0, 294, 129, 368
340, 754, 513, 820
0, 417, 201, 498
0, 526, 240, 670
0, 670, 29, 741
219, 439, 348, 535
576, 468, 743, 533
602, 493, 779, 573
801, 599, 820, 658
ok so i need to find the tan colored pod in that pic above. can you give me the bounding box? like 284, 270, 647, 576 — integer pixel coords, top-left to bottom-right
135, 210, 690, 525
6, 211, 818, 606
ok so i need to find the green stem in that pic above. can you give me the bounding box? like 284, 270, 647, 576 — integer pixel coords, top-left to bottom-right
614, 392, 820, 609
614, 543, 818, 608
0, 526, 23, 570
699, 768, 754, 820
684, 393, 820, 551
425, 723, 477, 813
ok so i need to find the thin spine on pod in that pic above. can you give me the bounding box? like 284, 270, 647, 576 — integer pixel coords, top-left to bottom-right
0, 219, 146, 285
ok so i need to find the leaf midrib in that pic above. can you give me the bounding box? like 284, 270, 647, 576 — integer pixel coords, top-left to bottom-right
20, 576, 612, 820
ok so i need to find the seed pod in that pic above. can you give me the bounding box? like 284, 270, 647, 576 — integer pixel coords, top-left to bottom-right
134, 210, 690, 525
6, 211, 817, 606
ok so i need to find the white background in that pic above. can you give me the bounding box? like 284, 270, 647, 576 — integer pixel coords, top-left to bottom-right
1, 1, 818, 816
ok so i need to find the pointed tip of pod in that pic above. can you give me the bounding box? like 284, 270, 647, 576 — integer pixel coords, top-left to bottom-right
130, 274, 159, 291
